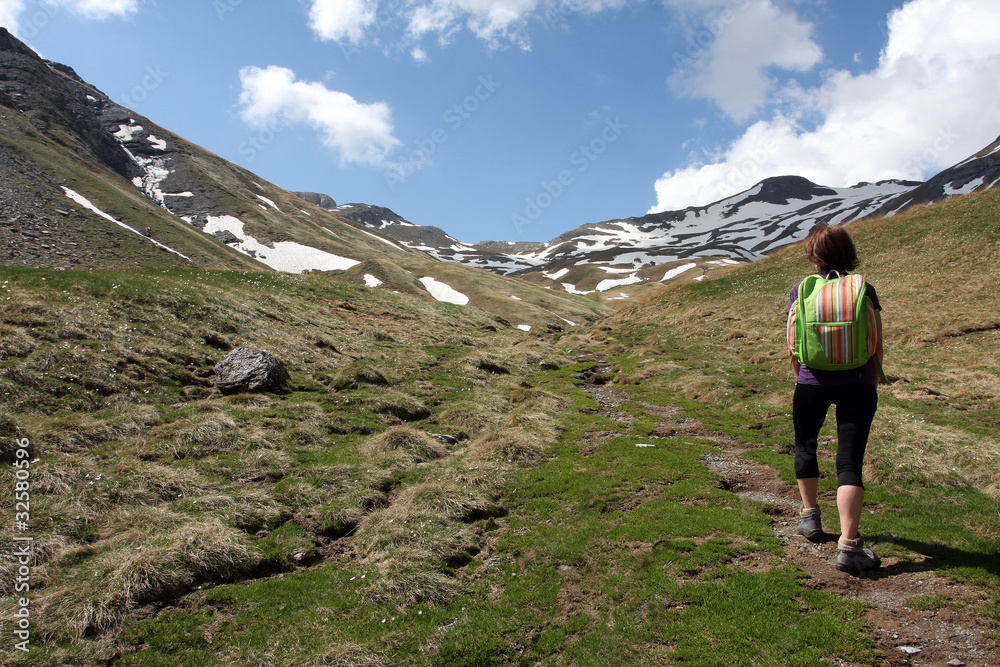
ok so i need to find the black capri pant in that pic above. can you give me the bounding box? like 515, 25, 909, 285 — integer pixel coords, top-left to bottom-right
793, 383, 878, 488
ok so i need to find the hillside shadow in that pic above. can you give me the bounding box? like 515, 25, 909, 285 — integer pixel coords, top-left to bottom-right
871, 536, 1000, 580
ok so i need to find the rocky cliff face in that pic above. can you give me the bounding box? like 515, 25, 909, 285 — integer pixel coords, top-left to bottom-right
0, 29, 139, 182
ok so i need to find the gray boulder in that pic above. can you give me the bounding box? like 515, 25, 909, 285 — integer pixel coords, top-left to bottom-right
214, 348, 290, 395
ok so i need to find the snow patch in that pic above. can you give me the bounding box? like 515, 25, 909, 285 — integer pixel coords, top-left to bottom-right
147, 135, 167, 151
256, 195, 280, 211
596, 274, 642, 292
201, 215, 359, 273
561, 283, 594, 295
63, 187, 191, 261
114, 123, 143, 141
419, 277, 469, 305
357, 227, 402, 249
516, 324, 531, 332
543, 268, 570, 281
363, 274, 383, 288
944, 177, 985, 196
510, 295, 523, 301
662, 263, 697, 282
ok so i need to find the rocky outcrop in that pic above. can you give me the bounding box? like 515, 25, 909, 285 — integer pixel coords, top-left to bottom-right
214, 348, 291, 395
0, 28, 140, 182
292, 192, 338, 210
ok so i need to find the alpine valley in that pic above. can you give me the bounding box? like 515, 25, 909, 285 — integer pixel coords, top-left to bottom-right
3, 24, 1000, 667
1, 26, 999, 311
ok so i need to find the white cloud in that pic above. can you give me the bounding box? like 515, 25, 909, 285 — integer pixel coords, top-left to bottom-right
308, 0, 378, 45
1, 0, 135, 36
46, 0, 138, 19
650, 0, 1000, 212
0, 0, 27, 34
406, 0, 539, 48
238, 65, 400, 168
668, 0, 822, 120
305, 0, 635, 52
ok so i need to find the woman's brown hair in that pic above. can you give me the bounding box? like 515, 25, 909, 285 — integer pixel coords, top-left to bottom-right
805, 224, 859, 273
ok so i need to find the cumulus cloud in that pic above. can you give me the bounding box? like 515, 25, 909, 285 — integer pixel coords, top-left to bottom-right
45, 0, 138, 19
305, 0, 636, 51
668, 0, 822, 120
1, 0, 136, 35
238, 65, 400, 168
0, 0, 27, 34
405, 0, 539, 48
308, 0, 378, 45
650, 0, 1000, 212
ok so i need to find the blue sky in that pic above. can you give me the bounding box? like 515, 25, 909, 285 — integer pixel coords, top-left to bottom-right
4, 0, 1000, 244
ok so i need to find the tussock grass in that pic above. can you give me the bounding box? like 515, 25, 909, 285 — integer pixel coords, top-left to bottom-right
391, 481, 496, 522
361, 426, 447, 466
436, 396, 506, 433
465, 427, 544, 464
31, 511, 258, 640
331, 360, 391, 390
361, 556, 463, 606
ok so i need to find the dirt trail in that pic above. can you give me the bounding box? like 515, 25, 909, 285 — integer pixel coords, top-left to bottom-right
584, 382, 1000, 667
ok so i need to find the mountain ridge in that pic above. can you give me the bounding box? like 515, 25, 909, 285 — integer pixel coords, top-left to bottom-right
3, 26, 999, 312
0, 28, 609, 329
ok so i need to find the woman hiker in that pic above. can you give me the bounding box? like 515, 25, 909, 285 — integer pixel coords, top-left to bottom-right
787, 224, 884, 576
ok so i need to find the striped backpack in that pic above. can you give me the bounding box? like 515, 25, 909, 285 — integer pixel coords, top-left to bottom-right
787, 272, 877, 371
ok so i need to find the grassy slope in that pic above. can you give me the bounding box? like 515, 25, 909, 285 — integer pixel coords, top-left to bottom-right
1, 84, 610, 329
0, 106, 264, 271
0, 190, 997, 666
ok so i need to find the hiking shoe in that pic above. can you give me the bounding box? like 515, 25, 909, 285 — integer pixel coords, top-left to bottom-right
796, 507, 824, 541
836, 537, 881, 577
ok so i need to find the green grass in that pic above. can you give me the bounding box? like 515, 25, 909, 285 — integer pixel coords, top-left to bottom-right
2, 189, 999, 665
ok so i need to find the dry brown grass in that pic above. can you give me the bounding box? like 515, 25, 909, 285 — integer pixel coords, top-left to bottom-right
360, 556, 463, 606
361, 426, 448, 466
391, 481, 495, 522
465, 427, 544, 464
33, 510, 259, 640
867, 404, 1000, 498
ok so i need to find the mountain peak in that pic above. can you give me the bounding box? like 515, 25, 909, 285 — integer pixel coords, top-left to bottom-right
0, 27, 36, 57
743, 175, 838, 205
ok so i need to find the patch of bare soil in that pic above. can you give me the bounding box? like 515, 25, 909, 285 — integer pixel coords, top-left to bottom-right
581, 384, 1000, 667
703, 445, 1000, 667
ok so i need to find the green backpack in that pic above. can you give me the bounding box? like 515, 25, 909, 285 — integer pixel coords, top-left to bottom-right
787, 272, 876, 371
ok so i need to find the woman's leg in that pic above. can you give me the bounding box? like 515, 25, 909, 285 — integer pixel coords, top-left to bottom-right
833, 385, 878, 540
837, 485, 864, 540
792, 384, 831, 508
